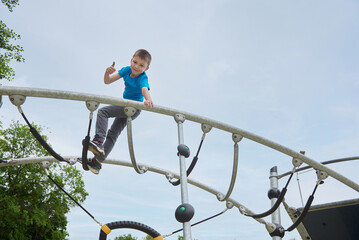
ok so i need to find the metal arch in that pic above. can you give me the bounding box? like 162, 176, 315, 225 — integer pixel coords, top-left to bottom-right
0, 156, 267, 225
0, 86, 358, 192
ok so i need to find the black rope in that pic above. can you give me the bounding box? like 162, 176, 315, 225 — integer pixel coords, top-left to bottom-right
246, 171, 295, 219
169, 208, 227, 236
170, 137, 205, 186
286, 182, 321, 232
20, 112, 70, 164
46, 172, 97, 222
81, 118, 93, 171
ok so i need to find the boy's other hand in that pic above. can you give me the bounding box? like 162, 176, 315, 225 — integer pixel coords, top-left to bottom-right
106, 61, 116, 74
144, 100, 154, 107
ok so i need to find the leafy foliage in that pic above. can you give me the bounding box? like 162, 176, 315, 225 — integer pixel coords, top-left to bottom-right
112, 234, 191, 240
113, 234, 138, 240
0, 121, 88, 240
1, 0, 19, 12
0, 0, 24, 82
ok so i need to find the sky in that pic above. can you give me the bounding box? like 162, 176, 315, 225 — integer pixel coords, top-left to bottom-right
1, 0, 359, 239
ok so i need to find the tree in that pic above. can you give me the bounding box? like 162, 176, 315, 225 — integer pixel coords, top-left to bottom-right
0, 121, 88, 240
0, 0, 24, 82
1, 0, 20, 12
113, 234, 138, 240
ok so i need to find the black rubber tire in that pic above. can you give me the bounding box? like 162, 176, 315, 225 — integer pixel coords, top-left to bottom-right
99, 220, 161, 240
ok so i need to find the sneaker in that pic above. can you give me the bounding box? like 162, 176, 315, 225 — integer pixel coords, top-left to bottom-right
88, 157, 102, 175
88, 139, 105, 158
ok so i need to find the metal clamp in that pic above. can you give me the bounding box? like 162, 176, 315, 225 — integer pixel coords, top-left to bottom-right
292, 158, 303, 168
9, 95, 26, 107
85, 101, 99, 112
39, 161, 51, 169
124, 107, 137, 117
232, 133, 243, 143
174, 113, 185, 123
226, 201, 234, 209
316, 170, 329, 181
201, 123, 212, 134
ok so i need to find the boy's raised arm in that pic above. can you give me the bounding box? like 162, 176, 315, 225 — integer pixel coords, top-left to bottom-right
142, 87, 153, 107
104, 61, 120, 84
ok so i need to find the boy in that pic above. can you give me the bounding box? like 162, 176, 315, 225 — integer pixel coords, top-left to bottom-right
87, 49, 153, 174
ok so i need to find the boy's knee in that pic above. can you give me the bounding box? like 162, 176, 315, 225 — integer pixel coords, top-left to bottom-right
97, 107, 108, 117
132, 110, 141, 120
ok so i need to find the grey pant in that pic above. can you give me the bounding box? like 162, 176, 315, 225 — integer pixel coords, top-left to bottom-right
94, 105, 141, 161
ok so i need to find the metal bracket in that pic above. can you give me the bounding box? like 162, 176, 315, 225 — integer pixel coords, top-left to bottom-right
124, 107, 137, 117
9, 95, 26, 107
216, 193, 224, 201
68, 157, 78, 165
201, 123, 212, 133
292, 158, 303, 168
85, 101, 99, 112
238, 206, 247, 215
317, 170, 329, 181
174, 113, 185, 123
139, 165, 148, 173
39, 161, 51, 169
232, 133, 243, 143
226, 201, 234, 209
165, 172, 174, 181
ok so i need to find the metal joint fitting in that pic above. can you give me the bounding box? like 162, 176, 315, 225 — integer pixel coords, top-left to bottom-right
85, 101, 99, 112
39, 161, 51, 169
201, 123, 212, 133
232, 133, 243, 143
124, 107, 137, 117
165, 172, 174, 181
316, 170, 329, 181
226, 201, 234, 209
216, 193, 224, 201
174, 113, 185, 123
9, 95, 26, 107
292, 158, 303, 168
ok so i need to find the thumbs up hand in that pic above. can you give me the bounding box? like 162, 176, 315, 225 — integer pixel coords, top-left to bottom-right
106, 61, 116, 74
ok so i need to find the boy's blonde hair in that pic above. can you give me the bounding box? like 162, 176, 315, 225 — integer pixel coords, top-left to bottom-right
133, 49, 152, 66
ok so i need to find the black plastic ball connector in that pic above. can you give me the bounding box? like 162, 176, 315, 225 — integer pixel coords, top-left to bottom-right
269, 223, 285, 238
267, 188, 281, 200
175, 203, 195, 223
177, 144, 190, 158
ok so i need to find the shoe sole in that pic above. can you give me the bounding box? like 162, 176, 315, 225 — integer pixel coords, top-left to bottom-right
88, 165, 100, 175
88, 142, 105, 158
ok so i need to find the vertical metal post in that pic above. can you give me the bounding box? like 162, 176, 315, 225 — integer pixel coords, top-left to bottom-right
175, 114, 192, 240
270, 166, 282, 240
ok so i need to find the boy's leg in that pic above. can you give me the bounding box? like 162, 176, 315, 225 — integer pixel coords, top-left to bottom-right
90, 105, 128, 157
99, 107, 141, 161
94, 105, 126, 143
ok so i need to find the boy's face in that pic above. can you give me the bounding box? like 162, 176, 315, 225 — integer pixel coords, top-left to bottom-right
130, 56, 149, 77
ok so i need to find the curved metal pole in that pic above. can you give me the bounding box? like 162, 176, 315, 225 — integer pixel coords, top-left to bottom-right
125, 107, 146, 174
0, 156, 267, 226
218, 142, 239, 202
1, 86, 358, 192
278, 156, 359, 179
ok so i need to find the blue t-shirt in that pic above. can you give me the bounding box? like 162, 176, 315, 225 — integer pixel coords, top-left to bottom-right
118, 66, 150, 102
